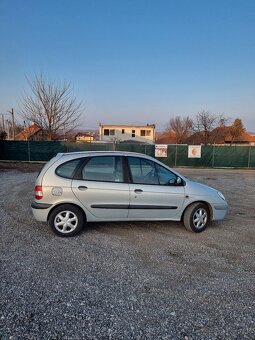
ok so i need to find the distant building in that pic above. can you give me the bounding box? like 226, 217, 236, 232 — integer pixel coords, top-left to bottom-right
224, 130, 255, 145
99, 124, 156, 144
155, 131, 177, 144
75, 132, 94, 142
186, 126, 255, 145
15, 123, 46, 141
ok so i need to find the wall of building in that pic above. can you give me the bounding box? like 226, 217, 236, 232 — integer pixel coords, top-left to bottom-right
99, 125, 155, 144
76, 135, 94, 142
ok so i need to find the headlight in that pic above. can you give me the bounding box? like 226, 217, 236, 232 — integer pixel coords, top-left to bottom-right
217, 191, 225, 201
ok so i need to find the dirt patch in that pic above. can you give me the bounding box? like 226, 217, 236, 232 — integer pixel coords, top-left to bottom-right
0, 165, 254, 339
0, 161, 44, 173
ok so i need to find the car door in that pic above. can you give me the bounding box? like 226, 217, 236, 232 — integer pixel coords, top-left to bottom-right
126, 156, 185, 220
71, 155, 130, 219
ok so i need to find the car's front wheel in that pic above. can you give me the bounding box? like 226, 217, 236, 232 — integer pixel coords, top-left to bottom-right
49, 204, 85, 237
183, 202, 209, 232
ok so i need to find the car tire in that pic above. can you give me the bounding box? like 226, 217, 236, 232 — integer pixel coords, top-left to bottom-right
183, 202, 209, 233
49, 204, 85, 237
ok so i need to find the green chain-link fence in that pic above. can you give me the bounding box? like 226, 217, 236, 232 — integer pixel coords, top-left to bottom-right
0, 141, 254, 168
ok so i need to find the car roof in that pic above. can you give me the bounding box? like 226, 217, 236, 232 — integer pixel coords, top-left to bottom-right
57, 151, 154, 159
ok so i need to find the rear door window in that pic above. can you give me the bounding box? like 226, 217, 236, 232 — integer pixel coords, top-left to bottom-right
81, 156, 124, 182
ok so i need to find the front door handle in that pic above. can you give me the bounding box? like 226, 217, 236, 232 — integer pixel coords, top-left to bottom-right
134, 189, 143, 193
78, 186, 88, 191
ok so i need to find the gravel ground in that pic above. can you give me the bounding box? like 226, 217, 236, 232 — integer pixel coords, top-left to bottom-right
0, 164, 254, 339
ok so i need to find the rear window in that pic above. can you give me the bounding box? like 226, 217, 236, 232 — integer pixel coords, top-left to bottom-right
55, 159, 81, 179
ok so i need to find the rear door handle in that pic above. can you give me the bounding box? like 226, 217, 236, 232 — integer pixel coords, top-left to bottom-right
134, 189, 143, 193
78, 186, 88, 191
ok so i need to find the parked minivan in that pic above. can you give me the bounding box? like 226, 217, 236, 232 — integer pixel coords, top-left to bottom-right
31, 151, 228, 236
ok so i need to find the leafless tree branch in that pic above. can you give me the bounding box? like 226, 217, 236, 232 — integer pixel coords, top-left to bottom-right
166, 116, 193, 143
19, 73, 83, 140
193, 110, 222, 144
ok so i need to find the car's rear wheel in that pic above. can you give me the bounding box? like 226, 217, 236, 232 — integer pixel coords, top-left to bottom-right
49, 204, 85, 237
183, 202, 209, 232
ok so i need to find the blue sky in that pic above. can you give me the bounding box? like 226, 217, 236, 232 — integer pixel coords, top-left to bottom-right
0, 0, 254, 131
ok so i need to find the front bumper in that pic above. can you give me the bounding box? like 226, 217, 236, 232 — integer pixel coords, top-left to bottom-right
212, 203, 228, 220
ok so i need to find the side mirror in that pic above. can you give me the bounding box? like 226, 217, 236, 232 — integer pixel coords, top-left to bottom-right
176, 176, 182, 184
168, 176, 182, 185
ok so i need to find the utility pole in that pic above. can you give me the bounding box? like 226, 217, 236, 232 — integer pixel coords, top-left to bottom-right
1, 114, 5, 131
7, 108, 15, 140
11, 108, 15, 140
6, 120, 11, 140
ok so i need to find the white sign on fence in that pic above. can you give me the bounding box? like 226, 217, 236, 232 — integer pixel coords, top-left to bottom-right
155, 144, 168, 157
188, 145, 201, 158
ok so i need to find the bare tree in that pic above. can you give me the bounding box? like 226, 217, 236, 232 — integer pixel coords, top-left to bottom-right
193, 110, 222, 144
0, 130, 7, 140
166, 116, 193, 143
20, 74, 82, 140
229, 118, 246, 145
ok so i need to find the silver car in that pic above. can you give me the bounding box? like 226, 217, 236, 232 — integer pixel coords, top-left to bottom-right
31, 151, 228, 236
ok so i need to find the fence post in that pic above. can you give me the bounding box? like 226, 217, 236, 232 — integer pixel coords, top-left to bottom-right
212, 144, 215, 168
174, 144, 178, 167
27, 139, 31, 162
247, 145, 251, 168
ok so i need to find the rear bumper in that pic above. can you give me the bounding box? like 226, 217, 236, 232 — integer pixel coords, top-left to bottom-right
31, 201, 52, 222
31, 201, 52, 209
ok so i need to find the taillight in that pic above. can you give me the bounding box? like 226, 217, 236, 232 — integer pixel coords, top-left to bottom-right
35, 185, 43, 199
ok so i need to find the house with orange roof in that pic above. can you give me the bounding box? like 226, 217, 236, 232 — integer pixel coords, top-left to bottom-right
15, 123, 46, 141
